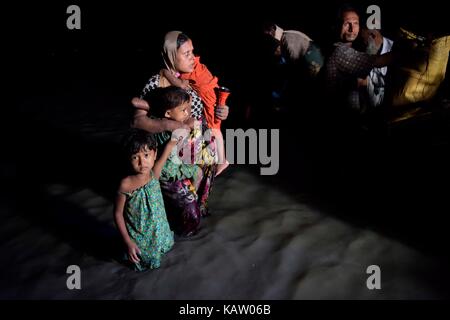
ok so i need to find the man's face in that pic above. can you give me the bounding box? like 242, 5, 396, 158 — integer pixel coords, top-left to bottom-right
175, 39, 195, 73
360, 29, 383, 54
340, 11, 360, 43
130, 146, 156, 175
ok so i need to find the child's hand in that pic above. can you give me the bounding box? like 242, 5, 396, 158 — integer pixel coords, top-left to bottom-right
179, 79, 192, 90
161, 69, 191, 89
127, 241, 141, 264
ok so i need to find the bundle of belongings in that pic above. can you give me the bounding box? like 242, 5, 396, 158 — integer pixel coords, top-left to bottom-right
384, 28, 450, 123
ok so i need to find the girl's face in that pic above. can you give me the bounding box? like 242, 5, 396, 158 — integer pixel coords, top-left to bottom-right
174, 39, 195, 73
130, 146, 156, 175
165, 100, 191, 122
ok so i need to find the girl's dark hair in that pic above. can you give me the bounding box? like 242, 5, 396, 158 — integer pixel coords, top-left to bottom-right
143, 86, 191, 119
121, 129, 157, 157
177, 33, 190, 49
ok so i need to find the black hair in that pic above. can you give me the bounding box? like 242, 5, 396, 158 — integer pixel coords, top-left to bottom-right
121, 129, 157, 158
334, 3, 361, 32
142, 86, 191, 119
262, 35, 281, 56
327, 3, 361, 43
177, 33, 190, 49
262, 21, 277, 35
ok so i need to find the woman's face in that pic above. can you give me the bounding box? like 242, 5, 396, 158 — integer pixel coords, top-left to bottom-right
174, 39, 195, 73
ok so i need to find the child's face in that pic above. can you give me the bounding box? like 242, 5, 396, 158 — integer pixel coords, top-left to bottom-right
165, 100, 191, 122
130, 146, 156, 175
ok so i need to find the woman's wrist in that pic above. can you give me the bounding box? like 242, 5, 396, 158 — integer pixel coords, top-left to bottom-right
162, 118, 174, 131
165, 118, 185, 132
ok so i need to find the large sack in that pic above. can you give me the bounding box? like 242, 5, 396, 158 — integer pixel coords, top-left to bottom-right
388, 31, 450, 107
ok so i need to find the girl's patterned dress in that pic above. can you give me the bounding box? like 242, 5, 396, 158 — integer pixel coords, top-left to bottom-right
121, 172, 174, 271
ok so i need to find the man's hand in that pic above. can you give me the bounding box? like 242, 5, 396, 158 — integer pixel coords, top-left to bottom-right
215, 105, 229, 120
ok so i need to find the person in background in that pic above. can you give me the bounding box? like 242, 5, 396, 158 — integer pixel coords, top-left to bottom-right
358, 27, 394, 110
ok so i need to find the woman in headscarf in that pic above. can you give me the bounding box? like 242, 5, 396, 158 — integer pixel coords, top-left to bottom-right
131, 31, 229, 236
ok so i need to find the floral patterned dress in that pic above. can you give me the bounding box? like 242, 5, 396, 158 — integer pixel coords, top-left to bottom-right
155, 123, 217, 237
121, 172, 174, 271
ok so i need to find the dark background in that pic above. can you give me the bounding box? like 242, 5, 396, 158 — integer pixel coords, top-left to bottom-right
10, 0, 449, 102
6, 0, 450, 276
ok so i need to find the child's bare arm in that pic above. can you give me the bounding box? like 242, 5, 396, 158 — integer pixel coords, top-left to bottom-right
153, 139, 179, 179
161, 69, 191, 89
114, 185, 141, 264
114, 191, 133, 246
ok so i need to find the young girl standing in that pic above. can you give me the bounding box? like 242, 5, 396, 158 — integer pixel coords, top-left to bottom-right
114, 129, 178, 271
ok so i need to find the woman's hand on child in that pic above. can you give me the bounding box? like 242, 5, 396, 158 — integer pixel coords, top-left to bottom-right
179, 79, 192, 90
131, 97, 150, 111
184, 117, 196, 130
171, 127, 189, 143
127, 241, 141, 264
